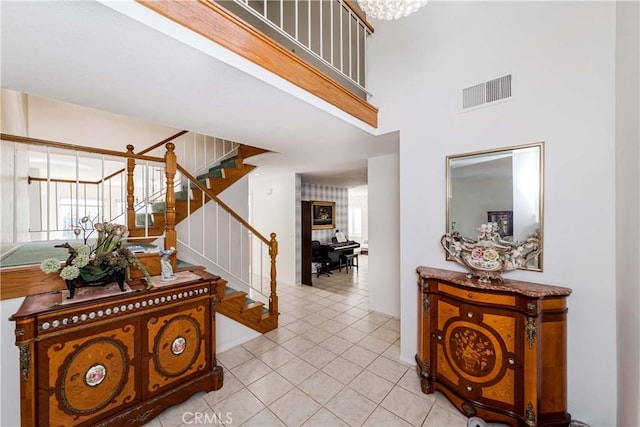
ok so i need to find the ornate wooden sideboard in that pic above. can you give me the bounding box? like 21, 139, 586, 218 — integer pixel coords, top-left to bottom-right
416, 267, 572, 427
10, 270, 224, 427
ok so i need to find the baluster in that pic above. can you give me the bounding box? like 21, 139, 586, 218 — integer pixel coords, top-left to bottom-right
269, 232, 279, 316
126, 145, 136, 229
164, 143, 177, 269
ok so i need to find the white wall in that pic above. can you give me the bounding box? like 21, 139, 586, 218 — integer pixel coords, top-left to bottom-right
615, 1, 640, 426
348, 185, 368, 246
249, 172, 297, 286
216, 313, 260, 353
1, 90, 31, 244
26, 93, 178, 151
368, 153, 400, 317
0, 297, 26, 427
369, 2, 617, 425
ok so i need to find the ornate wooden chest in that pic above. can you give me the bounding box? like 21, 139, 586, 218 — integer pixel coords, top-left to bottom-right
10, 270, 223, 427
416, 267, 572, 426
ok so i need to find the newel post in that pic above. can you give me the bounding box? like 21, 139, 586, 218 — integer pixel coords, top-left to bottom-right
268, 232, 279, 316
126, 145, 136, 229
164, 143, 177, 269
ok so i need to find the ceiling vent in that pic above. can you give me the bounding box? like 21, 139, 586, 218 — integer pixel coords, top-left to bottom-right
462, 74, 512, 110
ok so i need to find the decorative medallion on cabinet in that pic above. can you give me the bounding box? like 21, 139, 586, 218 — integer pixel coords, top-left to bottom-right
416, 267, 572, 427
10, 270, 224, 427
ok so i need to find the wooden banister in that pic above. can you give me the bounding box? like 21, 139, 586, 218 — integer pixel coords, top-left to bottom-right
345, 0, 375, 33
1, 134, 164, 163
126, 144, 136, 229
269, 232, 279, 316
139, 130, 189, 155
176, 164, 271, 246
28, 176, 99, 185
177, 160, 278, 316
164, 143, 178, 270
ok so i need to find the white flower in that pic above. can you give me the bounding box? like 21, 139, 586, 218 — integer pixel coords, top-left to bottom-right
60, 265, 80, 280
40, 257, 62, 274
72, 252, 90, 268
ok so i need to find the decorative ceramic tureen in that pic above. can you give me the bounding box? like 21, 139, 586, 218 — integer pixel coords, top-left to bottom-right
440, 223, 541, 282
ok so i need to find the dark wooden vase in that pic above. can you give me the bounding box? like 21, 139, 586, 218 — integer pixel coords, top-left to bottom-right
65, 268, 126, 299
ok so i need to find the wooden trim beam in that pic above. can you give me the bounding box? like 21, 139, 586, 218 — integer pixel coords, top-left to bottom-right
1, 134, 165, 163
136, 0, 378, 128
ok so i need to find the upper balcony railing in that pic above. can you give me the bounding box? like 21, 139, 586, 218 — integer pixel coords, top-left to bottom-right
220, 0, 373, 99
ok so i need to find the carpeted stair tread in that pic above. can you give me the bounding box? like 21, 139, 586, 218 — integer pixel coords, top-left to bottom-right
175, 190, 189, 200
190, 178, 208, 189
207, 165, 225, 177
220, 156, 238, 168
176, 259, 195, 269
151, 202, 166, 213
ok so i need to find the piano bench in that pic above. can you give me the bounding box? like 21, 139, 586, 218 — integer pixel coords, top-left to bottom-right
340, 253, 359, 273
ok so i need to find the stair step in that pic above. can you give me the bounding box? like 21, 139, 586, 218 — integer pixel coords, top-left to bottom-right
190, 178, 208, 189
175, 190, 189, 200
220, 156, 238, 168
151, 202, 166, 212
176, 259, 195, 269
207, 165, 224, 177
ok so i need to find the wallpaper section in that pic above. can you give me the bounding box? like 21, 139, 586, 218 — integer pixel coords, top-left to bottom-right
296, 182, 349, 284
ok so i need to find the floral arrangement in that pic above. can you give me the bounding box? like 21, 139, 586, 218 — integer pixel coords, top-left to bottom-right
40, 216, 152, 289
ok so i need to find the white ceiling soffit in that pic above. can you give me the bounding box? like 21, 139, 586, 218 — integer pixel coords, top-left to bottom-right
1, 1, 397, 186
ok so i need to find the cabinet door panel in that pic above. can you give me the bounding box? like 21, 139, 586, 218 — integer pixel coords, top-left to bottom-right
145, 301, 210, 395
39, 320, 138, 427
434, 296, 522, 412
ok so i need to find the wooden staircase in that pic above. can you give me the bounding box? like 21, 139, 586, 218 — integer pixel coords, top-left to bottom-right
131, 143, 277, 334
215, 278, 278, 333
129, 144, 267, 238
174, 264, 277, 333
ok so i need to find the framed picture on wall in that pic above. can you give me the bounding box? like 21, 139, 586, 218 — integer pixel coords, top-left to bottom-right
312, 201, 336, 230
487, 210, 513, 239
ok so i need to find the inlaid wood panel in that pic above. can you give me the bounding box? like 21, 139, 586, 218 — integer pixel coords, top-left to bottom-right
11, 270, 223, 427
145, 304, 209, 393
417, 267, 571, 427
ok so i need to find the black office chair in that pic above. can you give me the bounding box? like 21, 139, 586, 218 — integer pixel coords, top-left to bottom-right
311, 240, 332, 277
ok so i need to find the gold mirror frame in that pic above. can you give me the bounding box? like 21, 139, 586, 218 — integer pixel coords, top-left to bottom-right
445, 142, 544, 272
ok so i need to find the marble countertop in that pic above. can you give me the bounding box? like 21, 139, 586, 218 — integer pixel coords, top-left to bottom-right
416, 266, 573, 297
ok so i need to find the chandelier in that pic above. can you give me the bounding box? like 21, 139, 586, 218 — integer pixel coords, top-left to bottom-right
357, 0, 428, 21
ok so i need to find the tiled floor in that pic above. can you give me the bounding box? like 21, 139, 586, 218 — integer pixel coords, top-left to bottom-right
145, 254, 471, 427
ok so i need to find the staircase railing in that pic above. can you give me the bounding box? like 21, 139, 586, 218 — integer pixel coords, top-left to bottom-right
175, 162, 278, 316
222, 0, 373, 98
1, 134, 166, 243
1, 134, 278, 316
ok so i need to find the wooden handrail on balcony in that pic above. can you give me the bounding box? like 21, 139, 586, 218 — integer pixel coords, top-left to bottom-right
345, 0, 375, 33
138, 0, 378, 127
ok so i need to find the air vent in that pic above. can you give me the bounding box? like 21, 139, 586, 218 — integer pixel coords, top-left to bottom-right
462, 74, 512, 110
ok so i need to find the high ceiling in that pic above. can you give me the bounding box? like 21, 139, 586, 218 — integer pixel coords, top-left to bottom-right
1, 1, 397, 188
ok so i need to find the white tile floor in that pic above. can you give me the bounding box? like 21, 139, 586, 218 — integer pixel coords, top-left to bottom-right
144, 255, 471, 426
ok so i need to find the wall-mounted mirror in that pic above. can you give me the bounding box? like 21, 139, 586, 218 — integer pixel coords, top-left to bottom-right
446, 142, 544, 271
